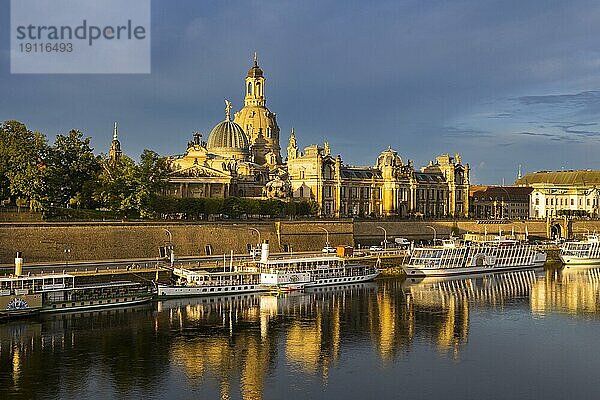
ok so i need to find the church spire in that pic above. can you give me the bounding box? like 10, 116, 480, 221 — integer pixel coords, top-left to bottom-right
109, 121, 122, 164
287, 128, 298, 161
245, 53, 266, 107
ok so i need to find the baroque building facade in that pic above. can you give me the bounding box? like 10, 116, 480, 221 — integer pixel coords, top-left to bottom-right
516, 170, 600, 218
286, 133, 470, 218
161, 55, 471, 218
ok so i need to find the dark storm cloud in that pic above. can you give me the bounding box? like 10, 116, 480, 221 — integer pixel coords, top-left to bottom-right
514, 132, 555, 138
519, 91, 600, 108
1, 0, 600, 183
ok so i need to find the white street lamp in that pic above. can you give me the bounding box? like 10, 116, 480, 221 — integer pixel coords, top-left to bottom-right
377, 226, 387, 249
426, 225, 437, 242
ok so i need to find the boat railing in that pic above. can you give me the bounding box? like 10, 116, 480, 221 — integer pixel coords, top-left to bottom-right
178, 278, 260, 287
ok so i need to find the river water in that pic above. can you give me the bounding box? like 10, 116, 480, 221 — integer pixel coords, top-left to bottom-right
2, 266, 600, 399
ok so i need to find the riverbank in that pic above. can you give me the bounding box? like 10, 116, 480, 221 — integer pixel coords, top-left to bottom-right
1, 219, 596, 263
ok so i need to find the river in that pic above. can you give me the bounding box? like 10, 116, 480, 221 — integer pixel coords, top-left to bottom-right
2, 266, 600, 399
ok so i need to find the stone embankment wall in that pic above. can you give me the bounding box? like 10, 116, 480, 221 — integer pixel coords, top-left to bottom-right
0, 220, 353, 264
2, 219, 600, 264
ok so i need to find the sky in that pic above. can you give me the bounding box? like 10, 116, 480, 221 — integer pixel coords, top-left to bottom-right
2, 0, 600, 184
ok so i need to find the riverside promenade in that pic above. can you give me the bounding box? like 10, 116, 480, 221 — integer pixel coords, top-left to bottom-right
0, 218, 595, 263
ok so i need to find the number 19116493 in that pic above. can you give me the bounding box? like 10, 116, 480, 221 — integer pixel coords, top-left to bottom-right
19, 42, 73, 52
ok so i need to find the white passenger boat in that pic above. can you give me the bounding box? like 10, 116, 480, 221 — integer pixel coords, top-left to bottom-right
1, 253, 154, 318
560, 234, 600, 266
258, 242, 379, 290
156, 266, 264, 298
157, 241, 379, 296
402, 237, 547, 277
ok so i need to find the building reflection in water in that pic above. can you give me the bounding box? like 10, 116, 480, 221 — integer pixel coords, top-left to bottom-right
530, 266, 600, 318
3, 268, 600, 399
400, 270, 538, 357
156, 284, 376, 400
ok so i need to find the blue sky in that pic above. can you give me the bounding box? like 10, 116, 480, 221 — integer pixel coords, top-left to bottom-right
2, 0, 600, 184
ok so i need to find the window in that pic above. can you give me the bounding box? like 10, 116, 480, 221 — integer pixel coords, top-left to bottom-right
299, 186, 304, 197
205, 244, 213, 256
300, 170, 305, 180
247, 82, 253, 95
535, 198, 539, 205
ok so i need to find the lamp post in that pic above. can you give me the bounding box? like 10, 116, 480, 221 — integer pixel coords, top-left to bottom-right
426, 225, 437, 243
377, 226, 387, 249
249, 228, 261, 245
249, 228, 261, 259
319, 227, 330, 246
163, 229, 172, 245
163, 229, 174, 265
64, 245, 71, 268
40, 240, 71, 269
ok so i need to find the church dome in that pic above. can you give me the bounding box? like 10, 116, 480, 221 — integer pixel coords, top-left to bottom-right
248, 64, 263, 78
376, 147, 403, 168
207, 119, 250, 158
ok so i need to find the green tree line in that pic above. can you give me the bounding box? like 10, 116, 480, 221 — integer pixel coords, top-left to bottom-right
1, 120, 317, 220
1, 120, 174, 218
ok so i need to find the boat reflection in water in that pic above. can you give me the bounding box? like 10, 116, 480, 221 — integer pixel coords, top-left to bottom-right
531, 265, 600, 318
156, 282, 378, 399
401, 269, 541, 356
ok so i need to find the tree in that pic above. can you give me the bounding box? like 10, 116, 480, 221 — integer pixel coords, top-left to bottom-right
46, 129, 101, 208
136, 150, 171, 217
94, 155, 138, 215
0, 120, 49, 210
94, 149, 171, 218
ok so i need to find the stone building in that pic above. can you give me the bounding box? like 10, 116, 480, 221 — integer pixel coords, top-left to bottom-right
286, 132, 470, 218
164, 101, 271, 199
469, 185, 532, 219
159, 54, 470, 217
516, 170, 600, 218
233, 52, 282, 166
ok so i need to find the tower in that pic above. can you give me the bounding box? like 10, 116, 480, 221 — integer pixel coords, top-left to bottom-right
109, 122, 122, 164
234, 52, 282, 166
287, 128, 298, 161
244, 52, 266, 107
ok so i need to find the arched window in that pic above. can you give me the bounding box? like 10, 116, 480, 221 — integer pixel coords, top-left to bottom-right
247, 82, 253, 95
299, 186, 304, 197
256, 82, 261, 96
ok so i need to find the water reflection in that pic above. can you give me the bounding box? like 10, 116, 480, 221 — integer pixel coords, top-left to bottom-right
2, 268, 600, 399
531, 266, 600, 318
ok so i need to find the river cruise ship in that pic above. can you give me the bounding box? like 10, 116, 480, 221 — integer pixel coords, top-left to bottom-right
158, 242, 379, 296
156, 266, 264, 298
402, 237, 547, 277
1, 273, 154, 318
560, 234, 600, 266
258, 242, 379, 290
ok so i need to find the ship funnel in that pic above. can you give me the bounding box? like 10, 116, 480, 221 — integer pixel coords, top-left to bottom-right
14, 251, 23, 276
260, 240, 269, 263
